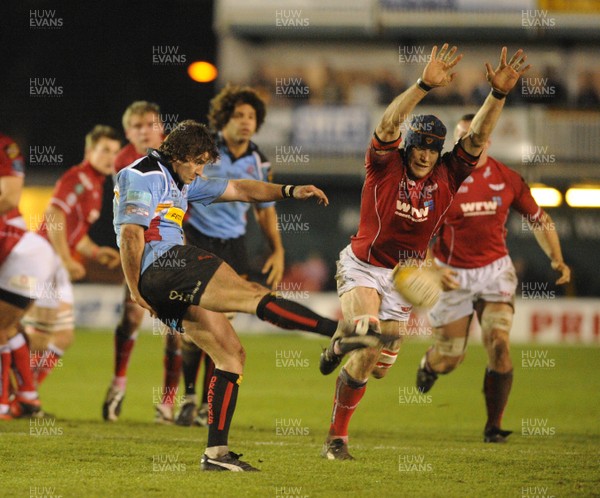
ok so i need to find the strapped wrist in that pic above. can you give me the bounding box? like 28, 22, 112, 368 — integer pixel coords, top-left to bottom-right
491, 88, 507, 100
281, 185, 296, 198
416, 78, 433, 92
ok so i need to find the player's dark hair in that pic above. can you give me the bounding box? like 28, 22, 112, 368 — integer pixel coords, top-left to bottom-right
208, 83, 266, 132
460, 113, 476, 122
158, 120, 219, 164
85, 125, 121, 150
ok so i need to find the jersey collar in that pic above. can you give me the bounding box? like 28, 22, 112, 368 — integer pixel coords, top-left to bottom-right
147, 148, 185, 190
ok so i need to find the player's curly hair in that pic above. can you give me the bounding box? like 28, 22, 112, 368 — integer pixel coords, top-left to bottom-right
158, 120, 219, 164
208, 83, 266, 132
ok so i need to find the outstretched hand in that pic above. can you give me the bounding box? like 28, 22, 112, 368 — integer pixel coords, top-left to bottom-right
421, 43, 463, 88
293, 185, 329, 206
485, 47, 531, 95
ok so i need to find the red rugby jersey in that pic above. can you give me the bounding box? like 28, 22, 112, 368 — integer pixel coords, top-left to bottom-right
432, 156, 542, 269
114, 143, 144, 173
0, 217, 25, 266
38, 161, 105, 249
350, 134, 478, 269
0, 133, 25, 222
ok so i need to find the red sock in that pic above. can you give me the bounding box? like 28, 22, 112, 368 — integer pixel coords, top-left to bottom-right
483, 368, 513, 430
115, 327, 137, 378
161, 349, 182, 406
8, 334, 37, 395
35, 347, 63, 386
328, 368, 367, 440
201, 354, 216, 405
0, 347, 11, 407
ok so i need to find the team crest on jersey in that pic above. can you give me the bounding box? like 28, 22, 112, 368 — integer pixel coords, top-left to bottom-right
492, 196, 502, 206
483, 166, 492, 178
424, 183, 438, 194
396, 200, 429, 222
489, 183, 505, 191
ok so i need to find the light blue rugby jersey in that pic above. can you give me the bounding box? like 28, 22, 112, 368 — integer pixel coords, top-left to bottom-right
185, 134, 273, 239
113, 149, 228, 274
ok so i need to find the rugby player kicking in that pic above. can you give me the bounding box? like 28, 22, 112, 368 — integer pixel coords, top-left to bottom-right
24, 126, 121, 391
176, 84, 284, 427
415, 113, 570, 442
318, 44, 531, 460
114, 120, 393, 471
101, 101, 183, 424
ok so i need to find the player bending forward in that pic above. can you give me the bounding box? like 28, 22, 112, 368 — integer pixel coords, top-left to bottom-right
114, 120, 393, 471
318, 44, 530, 460
416, 113, 570, 442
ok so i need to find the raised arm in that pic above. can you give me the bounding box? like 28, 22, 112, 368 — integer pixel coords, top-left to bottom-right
216, 180, 329, 206
461, 47, 530, 156
376, 43, 463, 142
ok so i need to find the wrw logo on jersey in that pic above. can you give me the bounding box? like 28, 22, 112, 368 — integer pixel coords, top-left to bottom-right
460, 200, 498, 216
396, 201, 428, 222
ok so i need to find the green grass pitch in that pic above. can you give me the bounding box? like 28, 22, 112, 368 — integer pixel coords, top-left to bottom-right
1, 331, 599, 497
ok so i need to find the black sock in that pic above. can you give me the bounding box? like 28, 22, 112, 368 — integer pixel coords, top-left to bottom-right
202, 355, 215, 404
207, 369, 240, 448
181, 344, 202, 396
256, 293, 337, 337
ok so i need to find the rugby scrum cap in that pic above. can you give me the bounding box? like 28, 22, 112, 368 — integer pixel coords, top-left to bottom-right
404, 114, 446, 153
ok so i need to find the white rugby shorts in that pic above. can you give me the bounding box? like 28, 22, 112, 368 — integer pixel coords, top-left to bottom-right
335, 245, 412, 322
0, 231, 73, 306
428, 255, 517, 327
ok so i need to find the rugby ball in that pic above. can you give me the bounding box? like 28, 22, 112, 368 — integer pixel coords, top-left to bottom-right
392, 265, 441, 308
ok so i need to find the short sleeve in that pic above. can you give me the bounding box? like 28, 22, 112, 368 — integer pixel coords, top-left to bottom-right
364, 132, 402, 174
187, 177, 228, 206
443, 140, 480, 194
0, 140, 25, 178
509, 171, 542, 221
114, 169, 161, 228
256, 150, 275, 209
50, 169, 80, 214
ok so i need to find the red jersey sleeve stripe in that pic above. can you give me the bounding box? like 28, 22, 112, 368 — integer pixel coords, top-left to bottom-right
371, 132, 402, 151
50, 197, 72, 215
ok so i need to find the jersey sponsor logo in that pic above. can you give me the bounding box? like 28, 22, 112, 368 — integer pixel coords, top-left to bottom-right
125, 205, 149, 218
460, 200, 498, 216
488, 183, 505, 191
126, 190, 152, 205
395, 200, 429, 222
164, 207, 185, 226
8, 274, 36, 291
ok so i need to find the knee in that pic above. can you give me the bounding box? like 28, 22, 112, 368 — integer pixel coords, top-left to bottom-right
120, 304, 145, 333
430, 330, 467, 373
488, 330, 511, 365
52, 327, 75, 351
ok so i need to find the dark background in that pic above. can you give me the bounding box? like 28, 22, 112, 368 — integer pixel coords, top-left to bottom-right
0, 0, 217, 173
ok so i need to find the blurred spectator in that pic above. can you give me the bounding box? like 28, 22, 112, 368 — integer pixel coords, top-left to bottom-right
281, 252, 329, 291
375, 70, 406, 105
544, 66, 568, 106
574, 71, 600, 108
321, 65, 346, 105
347, 72, 379, 107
